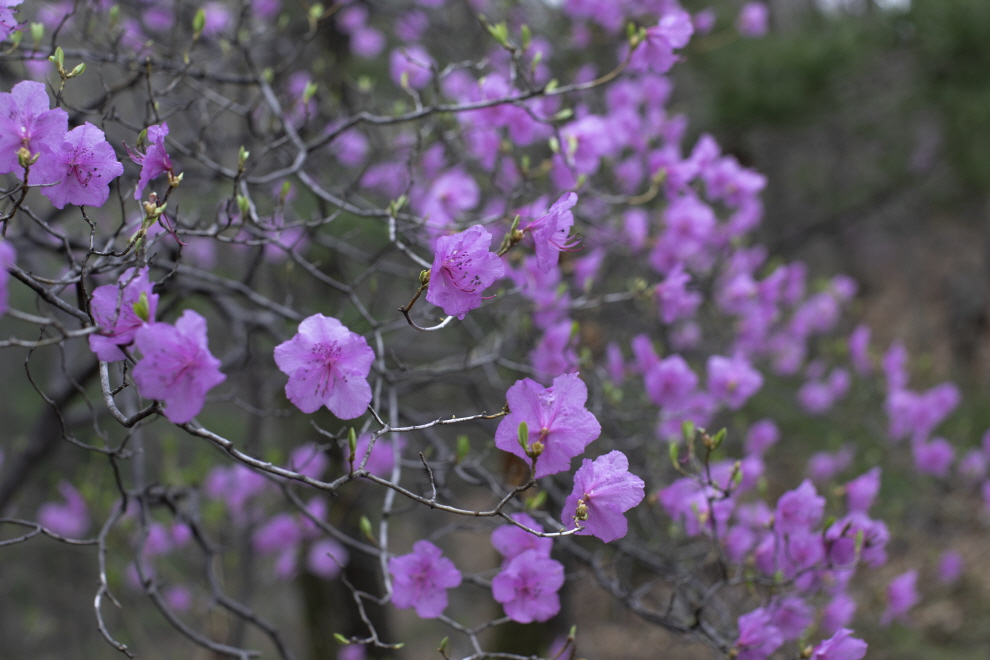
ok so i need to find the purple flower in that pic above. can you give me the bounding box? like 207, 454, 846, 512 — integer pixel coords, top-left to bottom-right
37, 481, 90, 538
882, 341, 909, 392
307, 538, 349, 579
881, 570, 919, 626
775, 479, 824, 534
562, 450, 645, 542
0, 80, 68, 181
345, 433, 405, 478
0, 0, 20, 42
937, 550, 964, 584
734, 607, 784, 660
491, 549, 564, 623
821, 593, 856, 635
39, 122, 124, 209
528, 320, 579, 383
252, 513, 303, 555
389, 45, 434, 90
388, 540, 462, 619
418, 167, 480, 233
425, 225, 505, 319
745, 419, 779, 455
807, 446, 854, 484
707, 354, 763, 410
132, 310, 226, 424
126, 122, 174, 200
523, 192, 580, 273
491, 513, 553, 564
912, 437, 955, 478
845, 467, 881, 513
632, 7, 694, 74
163, 585, 193, 612
737, 2, 769, 37
645, 354, 698, 409
88, 267, 159, 362
0, 238, 15, 317
204, 464, 268, 520
494, 373, 601, 478
288, 442, 328, 480
811, 628, 867, 660
848, 325, 872, 375
274, 314, 374, 419
656, 265, 701, 324
770, 596, 813, 641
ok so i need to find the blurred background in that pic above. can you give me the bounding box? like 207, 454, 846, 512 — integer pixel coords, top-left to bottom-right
4, 1, 990, 659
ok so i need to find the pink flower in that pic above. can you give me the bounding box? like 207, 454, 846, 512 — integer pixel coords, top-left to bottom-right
491, 549, 564, 623
345, 433, 405, 478
491, 512, 553, 564
388, 540, 462, 619
0, 81, 67, 182
737, 2, 769, 38
811, 628, 867, 660
0, 239, 14, 318
126, 122, 175, 200
88, 267, 159, 362
37, 481, 90, 538
307, 539, 349, 579
39, 122, 124, 209
425, 225, 505, 319
523, 192, 580, 273
274, 314, 375, 419
734, 607, 783, 660
562, 450, 645, 542
132, 310, 226, 424
707, 353, 763, 410
632, 7, 694, 74
881, 570, 919, 626
494, 373, 601, 478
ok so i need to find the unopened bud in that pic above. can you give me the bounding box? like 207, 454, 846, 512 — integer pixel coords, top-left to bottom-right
17, 147, 35, 169
49, 46, 64, 72
30, 22, 43, 47
132, 291, 151, 323
192, 9, 206, 39
529, 440, 544, 458
418, 269, 431, 285
575, 500, 588, 521
302, 81, 318, 104
517, 421, 529, 453
66, 62, 86, 79
168, 171, 183, 188
455, 435, 470, 463
236, 194, 251, 218
359, 515, 375, 543
237, 145, 249, 170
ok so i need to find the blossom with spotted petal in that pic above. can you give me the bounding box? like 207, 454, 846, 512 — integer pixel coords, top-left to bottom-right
425, 224, 504, 319
39, 122, 124, 209
274, 314, 374, 419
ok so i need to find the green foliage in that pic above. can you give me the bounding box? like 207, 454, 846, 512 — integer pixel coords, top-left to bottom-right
692, 18, 874, 130
914, 0, 990, 191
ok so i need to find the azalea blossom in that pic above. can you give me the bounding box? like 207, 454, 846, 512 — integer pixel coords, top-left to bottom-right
39, 122, 124, 209
126, 122, 175, 200
274, 314, 375, 419
132, 309, 226, 423
388, 540, 461, 619
37, 481, 90, 538
494, 373, 601, 478
425, 224, 504, 319
491, 549, 564, 623
88, 267, 159, 362
523, 192, 580, 272
562, 450, 645, 542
